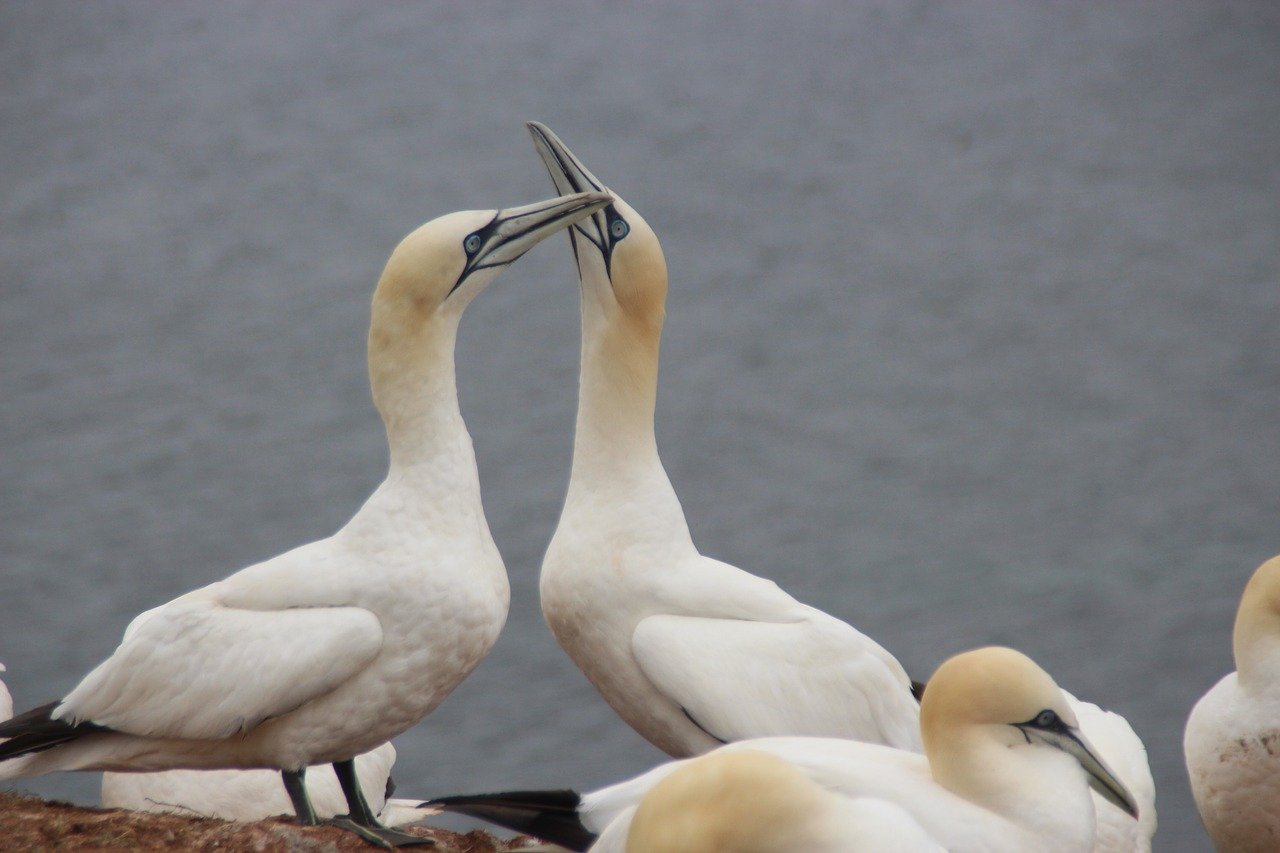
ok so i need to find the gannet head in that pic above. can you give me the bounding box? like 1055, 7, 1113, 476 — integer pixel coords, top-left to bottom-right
366, 191, 610, 425
1232, 554, 1280, 683
526, 121, 667, 335
625, 750, 838, 853
922, 646, 1139, 821
372, 191, 613, 323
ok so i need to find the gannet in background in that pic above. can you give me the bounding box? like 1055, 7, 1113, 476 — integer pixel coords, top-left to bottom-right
0, 190, 611, 847
617, 749, 943, 853
527, 120, 921, 758
431, 646, 1138, 852
101, 744, 399, 822
0, 664, 11, 721
1185, 553, 1280, 851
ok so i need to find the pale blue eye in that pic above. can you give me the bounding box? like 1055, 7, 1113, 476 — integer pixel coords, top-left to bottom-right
1035, 710, 1057, 727
464, 234, 482, 254
610, 218, 629, 240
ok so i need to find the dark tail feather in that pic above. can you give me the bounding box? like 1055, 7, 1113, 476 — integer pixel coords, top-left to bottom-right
0, 701, 111, 762
425, 789, 595, 852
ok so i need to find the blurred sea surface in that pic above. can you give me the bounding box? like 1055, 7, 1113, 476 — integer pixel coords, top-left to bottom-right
2, 3, 1278, 849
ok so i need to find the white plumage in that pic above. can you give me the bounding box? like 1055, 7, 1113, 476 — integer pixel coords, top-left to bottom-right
1063, 692, 1156, 852
1185, 554, 1280, 851
529, 121, 922, 759
618, 749, 944, 853
0, 191, 611, 843
101, 745, 397, 822
0, 664, 12, 722
436, 647, 1139, 852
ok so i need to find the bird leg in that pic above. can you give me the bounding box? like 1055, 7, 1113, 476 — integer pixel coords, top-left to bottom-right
281, 767, 319, 825
329, 758, 434, 848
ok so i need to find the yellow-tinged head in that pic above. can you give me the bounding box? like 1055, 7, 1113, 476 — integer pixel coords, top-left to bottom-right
527, 121, 668, 339
1232, 554, 1280, 682
922, 646, 1138, 820
365, 192, 610, 429
626, 750, 828, 853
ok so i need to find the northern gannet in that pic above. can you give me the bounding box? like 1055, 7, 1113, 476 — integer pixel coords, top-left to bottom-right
100, 744, 400, 823
0, 190, 611, 847
432, 646, 1139, 853
618, 749, 943, 852
0, 664, 11, 722
1185, 553, 1280, 850
528, 120, 922, 757
525, 122, 1154, 852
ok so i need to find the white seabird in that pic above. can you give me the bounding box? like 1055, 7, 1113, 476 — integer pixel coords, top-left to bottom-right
0, 190, 611, 847
100, 744, 399, 823
433, 646, 1139, 853
522, 122, 1155, 853
0, 663, 11, 722
527, 121, 922, 757
1185, 553, 1280, 851
617, 749, 943, 853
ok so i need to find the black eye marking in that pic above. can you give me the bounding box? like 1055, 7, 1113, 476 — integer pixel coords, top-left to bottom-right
449, 213, 504, 297
609, 217, 629, 240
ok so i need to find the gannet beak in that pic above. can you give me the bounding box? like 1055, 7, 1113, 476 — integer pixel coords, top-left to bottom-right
526, 121, 615, 268
1016, 719, 1139, 820
453, 190, 612, 294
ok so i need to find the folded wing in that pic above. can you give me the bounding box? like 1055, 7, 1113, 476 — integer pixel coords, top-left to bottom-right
632, 612, 921, 751
57, 598, 382, 740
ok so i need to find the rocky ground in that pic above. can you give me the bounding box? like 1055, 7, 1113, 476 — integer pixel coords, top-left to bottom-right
0, 791, 525, 852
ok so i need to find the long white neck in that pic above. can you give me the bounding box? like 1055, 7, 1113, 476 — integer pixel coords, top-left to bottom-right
564, 298, 684, 525
371, 311, 481, 484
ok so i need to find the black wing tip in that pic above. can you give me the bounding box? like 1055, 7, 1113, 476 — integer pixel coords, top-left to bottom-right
0, 700, 112, 762
426, 789, 594, 851
911, 679, 927, 703
427, 788, 582, 810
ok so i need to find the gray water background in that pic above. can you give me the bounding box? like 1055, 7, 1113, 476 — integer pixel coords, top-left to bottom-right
2, 3, 1277, 848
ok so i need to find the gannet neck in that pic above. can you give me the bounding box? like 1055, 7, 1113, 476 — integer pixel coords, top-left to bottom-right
940, 723, 1097, 846
570, 310, 664, 483
367, 308, 467, 471
566, 193, 672, 497
1232, 555, 1280, 690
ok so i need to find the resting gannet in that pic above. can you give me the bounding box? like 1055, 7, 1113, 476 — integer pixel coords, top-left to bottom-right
618, 749, 943, 853
527, 121, 921, 758
0, 190, 611, 847
431, 647, 1139, 853
101, 744, 398, 822
1185, 553, 1280, 851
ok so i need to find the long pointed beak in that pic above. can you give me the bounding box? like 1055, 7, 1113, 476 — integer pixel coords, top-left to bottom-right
526, 121, 612, 258
456, 190, 611, 291
1021, 724, 1139, 819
